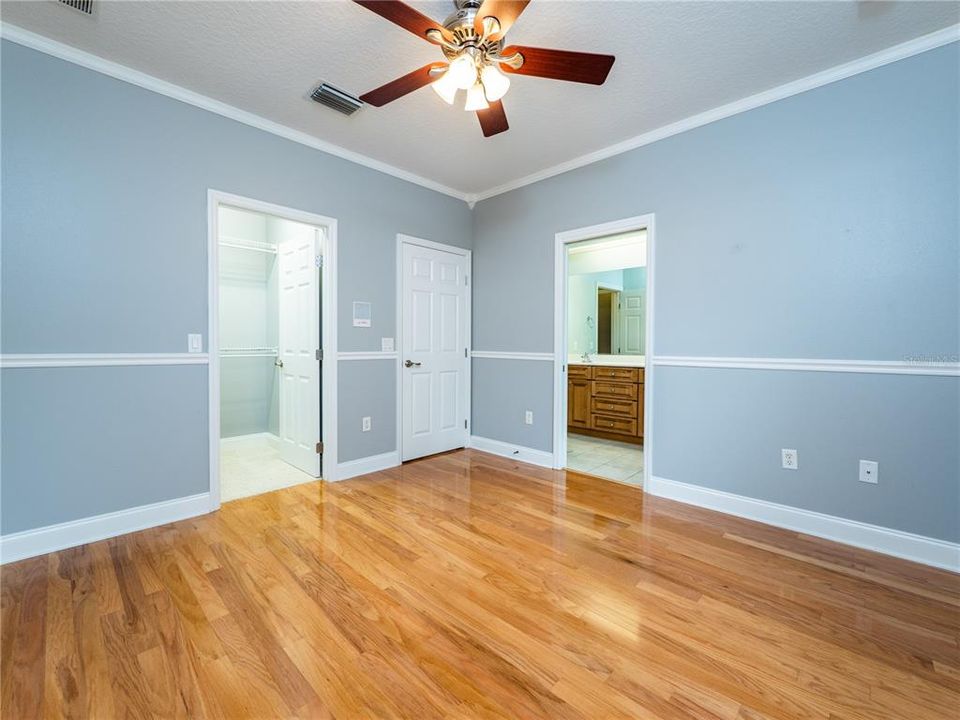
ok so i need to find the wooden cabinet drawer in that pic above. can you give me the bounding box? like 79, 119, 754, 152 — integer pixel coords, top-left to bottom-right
591, 414, 638, 436
592, 366, 639, 382
568, 365, 593, 379
593, 380, 639, 400
591, 397, 637, 419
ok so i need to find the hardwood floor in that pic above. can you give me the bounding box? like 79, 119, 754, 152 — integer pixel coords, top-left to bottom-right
2, 449, 958, 719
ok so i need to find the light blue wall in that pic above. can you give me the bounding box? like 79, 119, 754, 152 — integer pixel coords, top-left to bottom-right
472, 43, 960, 542
1, 366, 209, 534
1, 40, 471, 533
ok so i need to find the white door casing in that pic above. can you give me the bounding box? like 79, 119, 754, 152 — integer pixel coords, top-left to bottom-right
278, 227, 322, 476
400, 241, 469, 461
621, 291, 645, 354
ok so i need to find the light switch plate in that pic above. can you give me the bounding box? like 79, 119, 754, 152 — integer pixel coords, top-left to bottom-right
187, 334, 203, 353
362, 416, 371, 432
381, 337, 394, 352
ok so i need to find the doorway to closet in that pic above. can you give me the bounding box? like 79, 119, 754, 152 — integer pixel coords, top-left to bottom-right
209, 192, 338, 504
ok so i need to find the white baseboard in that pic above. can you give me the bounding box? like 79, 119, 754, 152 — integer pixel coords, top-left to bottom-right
469, 436, 556, 469
0, 492, 211, 565
335, 451, 400, 481
647, 476, 959, 572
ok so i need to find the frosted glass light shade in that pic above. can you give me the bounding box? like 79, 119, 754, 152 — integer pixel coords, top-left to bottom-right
464, 82, 489, 111
480, 64, 510, 102
431, 71, 458, 104
447, 53, 478, 90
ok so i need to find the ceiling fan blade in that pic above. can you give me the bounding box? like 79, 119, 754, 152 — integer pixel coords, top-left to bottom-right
353, 1, 453, 44
500, 46, 615, 85
360, 63, 447, 107
473, 0, 531, 41
476, 100, 509, 137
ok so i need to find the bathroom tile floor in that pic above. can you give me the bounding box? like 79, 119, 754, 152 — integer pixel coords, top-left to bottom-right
220, 433, 316, 502
566, 433, 644, 486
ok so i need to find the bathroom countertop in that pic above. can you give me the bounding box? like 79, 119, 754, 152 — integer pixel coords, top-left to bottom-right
568, 354, 645, 368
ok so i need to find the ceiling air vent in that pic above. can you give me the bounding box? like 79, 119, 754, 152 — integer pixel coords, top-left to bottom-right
311, 83, 364, 116
57, 0, 94, 15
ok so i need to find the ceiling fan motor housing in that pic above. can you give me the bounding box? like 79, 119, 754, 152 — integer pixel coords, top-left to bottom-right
442, 0, 504, 62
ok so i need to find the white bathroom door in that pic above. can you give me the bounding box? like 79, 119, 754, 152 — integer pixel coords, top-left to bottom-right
278, 228, 321, 477
401, 241, 469, 461
621, 292, 645, 355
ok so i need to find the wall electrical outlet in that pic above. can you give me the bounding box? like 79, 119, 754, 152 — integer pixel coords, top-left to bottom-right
781, 448, 798, 470
524, 410, 534, 425
362, 416, 371, 432
859, 459, 878, 484
381, 337, 394, 352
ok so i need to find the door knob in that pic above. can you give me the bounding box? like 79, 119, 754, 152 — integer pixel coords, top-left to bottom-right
404, 360, 421, 368
274, 359, 284, 368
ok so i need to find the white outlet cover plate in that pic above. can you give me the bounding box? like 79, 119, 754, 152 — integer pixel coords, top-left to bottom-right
381, 337, 394, 352
781, 448, 798, 470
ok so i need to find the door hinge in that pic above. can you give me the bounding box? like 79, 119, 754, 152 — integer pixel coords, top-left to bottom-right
315, 441, 324, 454
464, 419, 468, 429
464, 275, 469, 286
316, 349, 323, 361
464, 347, 468, 358
315, 255, 324, 269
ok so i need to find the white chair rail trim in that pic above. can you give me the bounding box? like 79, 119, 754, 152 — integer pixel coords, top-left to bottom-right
0, 353, 210, 368
652, 356, 960, 377
337, 351, 399, 361
470, 351, 554, 361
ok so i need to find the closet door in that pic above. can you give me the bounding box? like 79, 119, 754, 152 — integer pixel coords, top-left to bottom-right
278, 228, 321, 477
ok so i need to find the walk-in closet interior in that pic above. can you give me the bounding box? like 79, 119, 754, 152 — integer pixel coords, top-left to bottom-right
218, 205, 322, 501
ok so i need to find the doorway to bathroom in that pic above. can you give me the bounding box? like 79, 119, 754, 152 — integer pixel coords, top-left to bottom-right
554, 216, 654, 487
208, 191, 338, 505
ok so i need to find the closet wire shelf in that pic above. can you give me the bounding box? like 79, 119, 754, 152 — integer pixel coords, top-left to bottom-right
219, 236, 277, 254
220, 347, 278, 357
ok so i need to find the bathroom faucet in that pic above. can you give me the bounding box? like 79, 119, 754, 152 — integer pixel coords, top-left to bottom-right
580, 351, 593, 363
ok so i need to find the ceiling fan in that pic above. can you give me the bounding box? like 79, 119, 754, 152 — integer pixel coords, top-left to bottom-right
352, 0, 616, 137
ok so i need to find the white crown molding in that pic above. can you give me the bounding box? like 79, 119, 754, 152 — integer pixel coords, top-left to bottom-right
471, 351, 554, 361
1, 492, 211, 565
652, 356, 960, 377
0, 352, 210, 368
0, 23, 470, 203
4, 23, 956, 205
469, 436, 556, 469
335, 451, 400, 481
337, 351, 399, 361
468, 25, 960, 203
647, 476, 960, 572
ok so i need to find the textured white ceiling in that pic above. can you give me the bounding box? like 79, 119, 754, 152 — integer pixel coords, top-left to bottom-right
3, 1, 957, 196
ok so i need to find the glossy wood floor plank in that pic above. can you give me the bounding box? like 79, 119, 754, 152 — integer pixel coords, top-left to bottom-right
2, 449, 958, 719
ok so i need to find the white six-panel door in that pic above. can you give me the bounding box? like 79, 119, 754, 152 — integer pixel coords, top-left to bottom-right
401, 241, 469, 462
278, 228, 321, 476
621, 291, 645, 355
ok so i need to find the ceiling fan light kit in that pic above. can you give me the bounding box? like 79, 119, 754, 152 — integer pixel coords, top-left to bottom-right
353, 0, 615, 136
